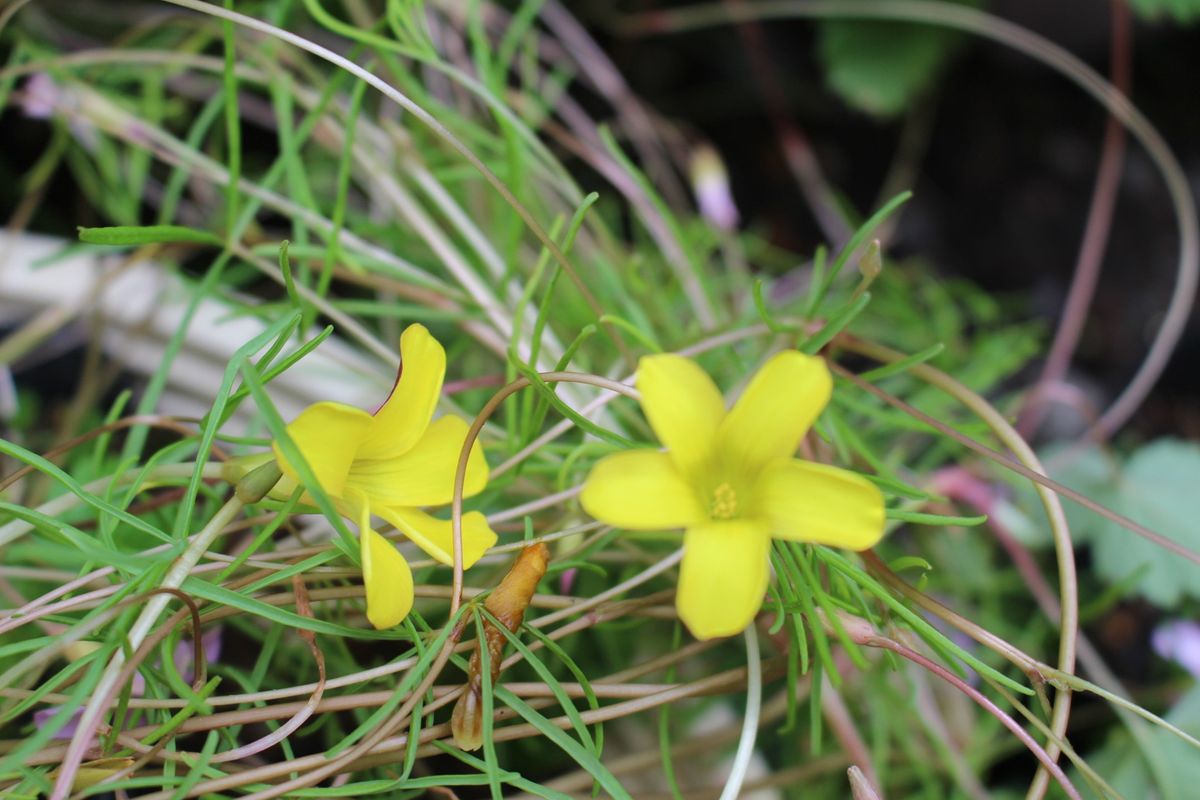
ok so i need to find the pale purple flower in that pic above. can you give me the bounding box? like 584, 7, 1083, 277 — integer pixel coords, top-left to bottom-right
690, 145, 740, 232
19, 73, 61, 119
19, 73, 99, 151
1152, 619, 1200, 679
34, 705, 83, 740
176, 626, 223, 684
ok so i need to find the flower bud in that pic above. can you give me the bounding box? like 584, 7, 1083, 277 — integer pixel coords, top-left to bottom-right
235, 461, 283, 504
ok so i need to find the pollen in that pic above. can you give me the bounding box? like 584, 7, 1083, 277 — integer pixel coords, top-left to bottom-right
710, 482, 739, 520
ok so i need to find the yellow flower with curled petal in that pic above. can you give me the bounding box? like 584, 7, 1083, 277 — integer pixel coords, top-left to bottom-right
274, 324, 496, 630
580, 351, 885, 640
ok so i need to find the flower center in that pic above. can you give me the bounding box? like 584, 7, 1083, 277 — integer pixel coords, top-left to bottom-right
709, 482, 739, 520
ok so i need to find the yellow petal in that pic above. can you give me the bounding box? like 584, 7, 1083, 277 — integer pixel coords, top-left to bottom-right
347, 416, 488, 507
677, 520, 771, 640
580, 450, 706, 530
273, 401, 372, 498
718, 351, 832, 474
359, 507, 414, 629
358, 323, 446, 462
753, 459, 885, 550
375, 506, 497, 567
636, 354, 726, 476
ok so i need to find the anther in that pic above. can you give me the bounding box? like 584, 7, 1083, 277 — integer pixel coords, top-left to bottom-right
710, 482, 738, 520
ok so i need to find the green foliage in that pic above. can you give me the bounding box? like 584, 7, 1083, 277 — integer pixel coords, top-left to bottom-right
1017, 439, 1200, 606
817, 18, 963, 117
1130, 0, 1200, 23
77, 224, 223, 247
1, 0, 1194, 796
1083, 683, 1200, 799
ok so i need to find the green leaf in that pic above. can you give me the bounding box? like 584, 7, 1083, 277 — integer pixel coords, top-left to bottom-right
1017, 440, 1200, 605
886, 508, 988, 527
1130, 0, 1200, 23
77, 225, 223, 247
1013, 439, 1200, 607
817, 19, 962, 117
1092, 440, 1200, 607
493, 687, 633, 800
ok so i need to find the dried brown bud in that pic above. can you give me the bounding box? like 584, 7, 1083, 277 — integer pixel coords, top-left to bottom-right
451, 543, 549, 750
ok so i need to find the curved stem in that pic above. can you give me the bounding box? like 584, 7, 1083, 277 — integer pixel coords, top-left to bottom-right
161, 0, 651, 360
719, 623, 762, 800
836, 338, 1078, 798
871, 638, 1082, 800
450, 371, 639, 616
1018, 0, 1132, 438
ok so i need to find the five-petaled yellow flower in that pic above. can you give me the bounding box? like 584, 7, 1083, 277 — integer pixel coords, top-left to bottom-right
580, 351, 885, 640
274, 324, 496, 629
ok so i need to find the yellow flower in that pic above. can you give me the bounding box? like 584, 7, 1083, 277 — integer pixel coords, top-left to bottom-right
273, 324, 496, 629
580, 351, 885, 640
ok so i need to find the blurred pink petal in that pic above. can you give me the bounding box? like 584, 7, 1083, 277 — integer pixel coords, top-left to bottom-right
34, 706, 82, 740
20, 73, 60, 119
174, 627, 223, 684
931, 467, 996, 513
1153, 619, 1200, 679
559, 567, 578, 595
18, 72, 99, 151
690, 145, 740, 232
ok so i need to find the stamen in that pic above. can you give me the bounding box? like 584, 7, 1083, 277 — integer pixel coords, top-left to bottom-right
710, 482, 739, 520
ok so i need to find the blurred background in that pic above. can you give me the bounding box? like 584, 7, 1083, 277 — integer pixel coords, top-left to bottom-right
5, 0, 1198, 436
585, 0, 1200, 439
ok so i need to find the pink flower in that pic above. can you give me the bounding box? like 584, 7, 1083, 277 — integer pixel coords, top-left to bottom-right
19, 73, 99, 151
19, 73, 61, 119
690, 145, 740, 232
1152, 620, 1200, 679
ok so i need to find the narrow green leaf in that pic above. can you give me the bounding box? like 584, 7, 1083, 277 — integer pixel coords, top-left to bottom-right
77, 225, 222, 247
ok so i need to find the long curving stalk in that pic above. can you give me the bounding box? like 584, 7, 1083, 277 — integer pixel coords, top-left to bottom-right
624, 0, 1199, 447
837, 337, 1078, 800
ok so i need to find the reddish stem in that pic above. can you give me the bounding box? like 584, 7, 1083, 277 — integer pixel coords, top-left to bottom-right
725, 0, 851, 245
871, 638, 1082, 800
1019, 0, 1131, 438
